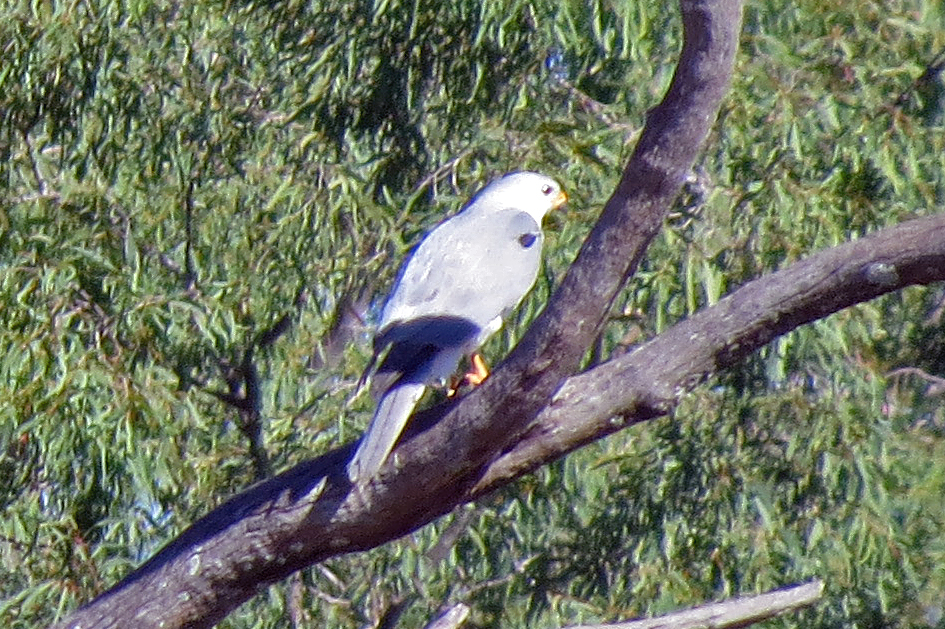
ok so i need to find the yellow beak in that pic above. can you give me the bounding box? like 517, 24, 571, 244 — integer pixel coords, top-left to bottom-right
552, 189, 568, 210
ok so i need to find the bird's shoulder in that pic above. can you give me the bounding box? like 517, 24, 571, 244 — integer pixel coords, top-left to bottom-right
379, 207, 543, 330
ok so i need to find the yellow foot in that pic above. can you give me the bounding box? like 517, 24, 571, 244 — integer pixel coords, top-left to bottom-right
447, 353, 491, 397
465, 353, 490, 386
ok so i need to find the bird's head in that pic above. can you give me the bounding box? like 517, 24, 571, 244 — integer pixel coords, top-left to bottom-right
468, 171, 568, 224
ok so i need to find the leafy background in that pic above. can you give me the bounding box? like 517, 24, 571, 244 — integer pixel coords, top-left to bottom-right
1, 0, 944, 627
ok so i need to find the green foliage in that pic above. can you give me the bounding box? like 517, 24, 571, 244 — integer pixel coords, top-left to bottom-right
1, 0, 944, 627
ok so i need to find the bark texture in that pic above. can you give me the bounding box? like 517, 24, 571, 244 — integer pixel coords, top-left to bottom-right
47, 1, 811, 627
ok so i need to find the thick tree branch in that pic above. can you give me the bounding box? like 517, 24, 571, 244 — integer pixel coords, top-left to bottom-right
473, 211, 945, 491
52, 206, 943, 629
52, 1, 746, 627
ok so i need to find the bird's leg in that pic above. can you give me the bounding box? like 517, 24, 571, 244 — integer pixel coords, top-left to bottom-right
446, 353, 491, 397
465, 353, 490, 385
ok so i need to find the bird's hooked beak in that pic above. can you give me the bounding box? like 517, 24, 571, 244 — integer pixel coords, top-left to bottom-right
552, 189, 568, 210
542, 188, 568, 228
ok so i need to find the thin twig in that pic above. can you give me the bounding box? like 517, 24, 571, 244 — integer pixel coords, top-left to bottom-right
887, 367, 945, 394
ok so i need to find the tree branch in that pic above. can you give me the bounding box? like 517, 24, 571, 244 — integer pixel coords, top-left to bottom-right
568, 580, 824, 629
49, 1, 749, 627
53, 208, 945, 629
473, 211, 945, 491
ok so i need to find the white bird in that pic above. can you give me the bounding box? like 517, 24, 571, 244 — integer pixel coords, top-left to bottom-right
347, 171, 568, 482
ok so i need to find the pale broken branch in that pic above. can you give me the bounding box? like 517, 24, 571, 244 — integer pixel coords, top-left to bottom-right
568, 580, 824, 629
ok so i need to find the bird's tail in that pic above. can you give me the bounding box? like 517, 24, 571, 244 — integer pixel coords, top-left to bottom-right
347, 382, 426, 483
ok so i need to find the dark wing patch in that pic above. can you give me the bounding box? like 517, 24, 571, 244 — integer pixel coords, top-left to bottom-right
370, 342, 440, 398
369, 316, 481, 396
374, 316, 481, 353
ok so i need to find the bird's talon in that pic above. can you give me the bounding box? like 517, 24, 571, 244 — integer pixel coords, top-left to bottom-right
465, 353, 490, 386
446, 376, 462, 398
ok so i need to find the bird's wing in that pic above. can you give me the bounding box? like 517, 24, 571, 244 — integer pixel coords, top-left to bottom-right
366, 208, 544, 399
369, 316, 482, 396
380, 213, 481, 325
381, 209, 543, 334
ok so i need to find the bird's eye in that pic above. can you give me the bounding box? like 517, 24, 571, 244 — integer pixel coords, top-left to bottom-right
541, 184, 554, 195
519, 233, 538, 248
